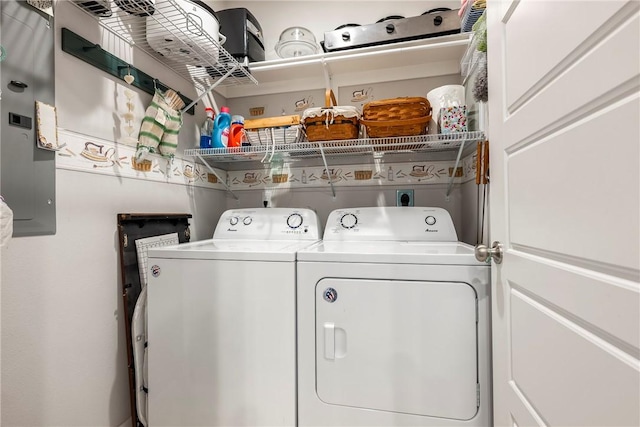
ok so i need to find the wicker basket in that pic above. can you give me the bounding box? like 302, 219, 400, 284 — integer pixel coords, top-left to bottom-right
361, 97, 432, 138
354, 170, 373, 180
271, 173, 289, 184
302, 90, 360, 142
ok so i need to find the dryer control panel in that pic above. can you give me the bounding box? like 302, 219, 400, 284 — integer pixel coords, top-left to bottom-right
324, 207, 457, 242
214, 208, 321, 240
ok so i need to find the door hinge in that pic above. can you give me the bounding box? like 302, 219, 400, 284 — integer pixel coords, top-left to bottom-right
477, 383, 480, 407
123, 233, 128, 248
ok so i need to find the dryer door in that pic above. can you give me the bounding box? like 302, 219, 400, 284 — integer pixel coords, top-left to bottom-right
316, 278, 478, 420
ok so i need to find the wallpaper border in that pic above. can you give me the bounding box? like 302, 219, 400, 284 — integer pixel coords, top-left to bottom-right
56, 129, 478, 191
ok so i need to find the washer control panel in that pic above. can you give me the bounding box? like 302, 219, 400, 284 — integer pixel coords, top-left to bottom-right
325, 207, 457, 241
214, 208, 321, 240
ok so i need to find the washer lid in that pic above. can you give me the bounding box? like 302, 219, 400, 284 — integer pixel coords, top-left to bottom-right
297, 241, 484, 265
148, 239, 319, 261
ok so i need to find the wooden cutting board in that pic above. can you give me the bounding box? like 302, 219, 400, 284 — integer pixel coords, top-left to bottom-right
244, 115, 300, 130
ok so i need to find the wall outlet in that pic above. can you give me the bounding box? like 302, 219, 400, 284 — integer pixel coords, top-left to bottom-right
396, 189, 414, 207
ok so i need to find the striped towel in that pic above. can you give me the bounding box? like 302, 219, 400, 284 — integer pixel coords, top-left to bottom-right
137, 90, 182, 159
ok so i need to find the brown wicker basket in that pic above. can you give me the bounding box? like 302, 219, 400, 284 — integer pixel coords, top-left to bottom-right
302, 90, 360, 142
354, 170, 373, 180
361, 97, 432, 138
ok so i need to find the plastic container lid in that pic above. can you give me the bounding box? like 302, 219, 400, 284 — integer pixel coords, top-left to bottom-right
275, 27, 318, 58
232, 115, 245, 124
220, 106, 230, 113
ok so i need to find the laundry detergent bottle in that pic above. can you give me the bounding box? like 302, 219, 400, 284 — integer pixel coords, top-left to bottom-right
199, 107, 215, 149
228, 115, 245, 148
213, 106, 232, 148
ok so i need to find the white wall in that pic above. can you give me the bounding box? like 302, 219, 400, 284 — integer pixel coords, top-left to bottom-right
1, 171, 224, 426
1, 1, 475, 425
227, 185, 464, 236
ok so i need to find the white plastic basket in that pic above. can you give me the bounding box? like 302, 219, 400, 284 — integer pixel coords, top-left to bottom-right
245, 125, 303, 147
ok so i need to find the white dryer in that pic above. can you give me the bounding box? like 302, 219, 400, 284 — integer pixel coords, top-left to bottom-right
297, 207, 491, 426
146, 208, 320, 426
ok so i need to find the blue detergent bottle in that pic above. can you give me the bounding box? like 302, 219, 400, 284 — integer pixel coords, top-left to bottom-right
212, 106, 231, 148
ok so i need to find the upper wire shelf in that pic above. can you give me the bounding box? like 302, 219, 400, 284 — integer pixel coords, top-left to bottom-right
184, 131, 486, 164
70, 0, 258, 90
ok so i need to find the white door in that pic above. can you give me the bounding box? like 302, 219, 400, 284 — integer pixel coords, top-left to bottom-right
487, 1, 640, 426
315, 278, 478, 420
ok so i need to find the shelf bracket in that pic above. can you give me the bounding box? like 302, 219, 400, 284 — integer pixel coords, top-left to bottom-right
317, 142, 336, 198
182, 63, 241, 113
195, 153, 238, 200
321, 58, 332, 93
445, 137, 467, 201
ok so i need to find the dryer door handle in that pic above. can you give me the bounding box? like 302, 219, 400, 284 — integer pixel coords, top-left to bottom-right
324, 323, 347, 360
324, 323, 335, 360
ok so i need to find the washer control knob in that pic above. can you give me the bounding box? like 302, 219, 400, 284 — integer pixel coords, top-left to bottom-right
243, 216, 252, 226
342, 32, 351, 41
229, 216, 239, 226
386, 23, 395, 34
433, 15, 443, 26
287, 213, 303, 229
425, 216, 437, 226
340, 213, 358, 229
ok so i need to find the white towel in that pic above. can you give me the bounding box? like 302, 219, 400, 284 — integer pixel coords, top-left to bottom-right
1, 197, 14, 249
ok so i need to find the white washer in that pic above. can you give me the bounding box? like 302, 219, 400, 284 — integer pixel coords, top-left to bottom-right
146, 208, 321, 426
297, 207, 491, 426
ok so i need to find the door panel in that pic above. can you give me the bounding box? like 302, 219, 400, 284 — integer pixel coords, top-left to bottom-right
504, 0, 629, 110
507, 254, 639, 351
315, 278, 478, 420
488, 1, 640, 425
504, 8, 639, 145
507, 95, 639, 272
2, 10, 38, 219
511, 292, 639, 426
0, 0, 56, 236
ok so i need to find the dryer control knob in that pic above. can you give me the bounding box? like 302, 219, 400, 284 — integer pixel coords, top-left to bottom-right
243, 216, 252, 225
287, 213, 303, 229
340, 213, 358, 229
425, 216, 437, 226
229, 216, 239, 226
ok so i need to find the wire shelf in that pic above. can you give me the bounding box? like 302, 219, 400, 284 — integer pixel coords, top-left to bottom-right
70, 0, 258, 90
184, 131, 486, 164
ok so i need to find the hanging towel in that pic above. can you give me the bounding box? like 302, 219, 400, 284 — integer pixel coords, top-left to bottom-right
1, 196, 14, 249
137, 90, 182, 160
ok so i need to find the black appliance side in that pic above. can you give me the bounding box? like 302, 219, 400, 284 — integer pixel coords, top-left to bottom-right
217, 7, 265, 63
